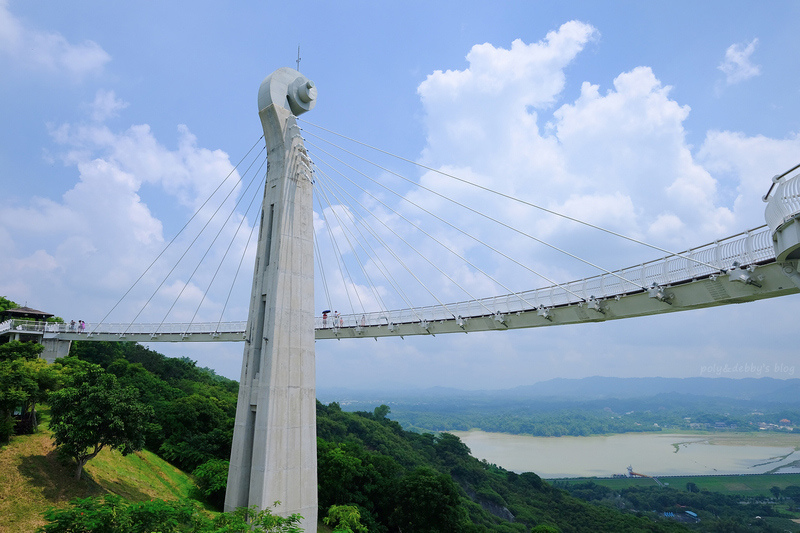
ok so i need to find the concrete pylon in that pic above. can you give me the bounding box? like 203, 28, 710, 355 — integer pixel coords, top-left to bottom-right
225, 67, 318, 531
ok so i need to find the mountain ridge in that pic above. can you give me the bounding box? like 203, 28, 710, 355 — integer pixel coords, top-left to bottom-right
318, 376, 800, 404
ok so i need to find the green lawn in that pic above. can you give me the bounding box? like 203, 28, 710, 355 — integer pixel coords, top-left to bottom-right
0, 410, 199, 532
552, 472, 800, 497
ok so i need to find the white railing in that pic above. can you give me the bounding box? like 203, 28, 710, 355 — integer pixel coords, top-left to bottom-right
0, 319, 64, 334
84, 321, 248, 336
0, 319, 248, 338
318, 225, 776, 330
766, 168, 800, 232
8, 226, 779, 340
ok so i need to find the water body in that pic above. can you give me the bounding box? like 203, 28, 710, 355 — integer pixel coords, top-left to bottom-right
451, 430, 800, 478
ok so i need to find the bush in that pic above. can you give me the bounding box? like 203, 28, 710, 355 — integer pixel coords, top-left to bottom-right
193, 458, 229, 509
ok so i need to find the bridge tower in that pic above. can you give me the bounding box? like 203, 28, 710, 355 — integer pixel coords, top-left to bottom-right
225, 67, 318, 530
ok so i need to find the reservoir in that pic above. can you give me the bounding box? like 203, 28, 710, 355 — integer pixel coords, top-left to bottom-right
451, 430, 800, 478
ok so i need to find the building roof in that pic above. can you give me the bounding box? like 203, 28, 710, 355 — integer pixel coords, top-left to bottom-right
3, 307, 54, 319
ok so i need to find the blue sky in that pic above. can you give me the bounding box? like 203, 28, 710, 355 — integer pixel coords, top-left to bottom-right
2, 1, 800, 389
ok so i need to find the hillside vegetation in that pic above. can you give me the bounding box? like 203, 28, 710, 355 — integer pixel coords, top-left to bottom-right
0, 413, 197, 532
4, 332, 796, 531
319, 377, 800, 437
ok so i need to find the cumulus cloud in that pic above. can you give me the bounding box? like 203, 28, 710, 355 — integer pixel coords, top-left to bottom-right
0, 108, 254, 325
0, 0, 110, 79
322, 22, 793, 313
403, 24, 746, 294
718, 38, 760, 85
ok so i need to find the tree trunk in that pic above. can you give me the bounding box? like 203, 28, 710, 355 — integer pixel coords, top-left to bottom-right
75, 459, 86, 480
74, 444, 103, 480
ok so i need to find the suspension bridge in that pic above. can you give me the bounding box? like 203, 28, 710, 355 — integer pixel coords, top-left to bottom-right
5, 67, 800, 529
4, 223, 798, 343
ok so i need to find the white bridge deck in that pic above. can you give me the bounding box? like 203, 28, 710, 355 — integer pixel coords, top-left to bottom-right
3, 224, 796, 343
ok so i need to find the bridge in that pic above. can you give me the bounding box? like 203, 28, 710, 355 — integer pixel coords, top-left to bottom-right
13, 66, 800, 529
8, 223, 800, 344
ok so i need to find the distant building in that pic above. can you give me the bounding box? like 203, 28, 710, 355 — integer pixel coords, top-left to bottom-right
1, 305, 53, 322
0, 305, 69, 362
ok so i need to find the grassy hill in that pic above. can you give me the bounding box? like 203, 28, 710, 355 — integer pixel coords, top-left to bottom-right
0, 410, 198, 532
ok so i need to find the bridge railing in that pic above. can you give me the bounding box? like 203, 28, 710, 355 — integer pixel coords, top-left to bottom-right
0, 319, 63, 334
0, 319, 249, 338
82, 321, 248, 337
765, 167, 800, 233
11, 227, 776, 338
318, 225, 775, 329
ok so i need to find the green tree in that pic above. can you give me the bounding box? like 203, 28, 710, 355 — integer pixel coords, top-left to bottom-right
531, 526, 561, 533
323, 504, 368, 533
211, 503, 303, 532
783, 485, 800, 505
48, 365, 155, 479
0, 295, 19, 314
373, 404, 391, 420
0, 341, 54, 441
158, 393, 234, 470
194, 458, 230, 509
317, 443, 367, 507
39, 496, 303, 533
686, 482, 699, 493
389, 467, 464, 533
0, 339, 44, 361
39, 494, 130, 533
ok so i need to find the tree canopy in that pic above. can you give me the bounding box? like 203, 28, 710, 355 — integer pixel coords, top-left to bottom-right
0, 340, 53, 441
48, 364, 155, 479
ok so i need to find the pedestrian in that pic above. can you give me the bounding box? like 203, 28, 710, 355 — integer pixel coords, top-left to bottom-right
69, 320, 76, 331
322, 311, 328, 328
360, 315, 366, 327
79, 320, 85, 333
334, 311, 340, 328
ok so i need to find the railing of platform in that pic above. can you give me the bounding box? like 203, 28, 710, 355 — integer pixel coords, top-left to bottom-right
318, 225, 775, 330
4, 226, 777, 338
85, 322, 248, 336
766, 169, 800, 232
0, 320, 62, 334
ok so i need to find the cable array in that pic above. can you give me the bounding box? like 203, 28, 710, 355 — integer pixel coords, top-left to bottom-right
301, 119, 708, 324
100, 118, 736, 333
95, 136, 267, 334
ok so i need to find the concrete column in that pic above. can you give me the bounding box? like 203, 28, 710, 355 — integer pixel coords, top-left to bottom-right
225, 68, 317, 531
40, 338, 72, 363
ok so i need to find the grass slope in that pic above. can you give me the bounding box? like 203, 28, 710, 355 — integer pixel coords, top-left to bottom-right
0, 419, 197, 532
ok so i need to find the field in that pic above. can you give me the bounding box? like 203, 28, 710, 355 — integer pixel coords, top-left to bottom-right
552, 472, 800, 497
548, 431, 800, 496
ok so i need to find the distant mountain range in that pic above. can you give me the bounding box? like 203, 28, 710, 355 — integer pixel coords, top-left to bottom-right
318, 376, 800, 405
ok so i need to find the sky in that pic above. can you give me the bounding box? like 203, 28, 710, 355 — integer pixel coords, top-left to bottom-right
2, 1, 800, 390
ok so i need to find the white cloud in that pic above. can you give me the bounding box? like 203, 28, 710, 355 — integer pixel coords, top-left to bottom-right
320, 24, 794, 317
407, 30, 746, 293
718, 38, 760, 85
0, 112, 254, 325
0, 0, 110, 79
87, 89, 129, 122
697, 130, 800, 225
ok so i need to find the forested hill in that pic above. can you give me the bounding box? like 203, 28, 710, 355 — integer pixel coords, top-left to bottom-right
320, 376, 800, 404
63, 341, 694, 532
315, 402, 693, 532
319, 376, 800, 437
510, 376, 800, 402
